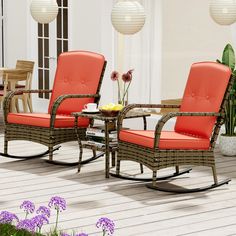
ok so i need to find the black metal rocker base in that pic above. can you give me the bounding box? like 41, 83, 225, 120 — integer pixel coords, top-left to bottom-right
110, 168, 192, 182
146, 178, 231, 193
45, 151, 105, 166
0, 146, 61, 159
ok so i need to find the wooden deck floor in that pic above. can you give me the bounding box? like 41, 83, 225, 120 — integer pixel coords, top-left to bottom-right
0, 135, 236, 235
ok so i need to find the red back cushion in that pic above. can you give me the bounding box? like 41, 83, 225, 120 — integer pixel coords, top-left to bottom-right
175, 62, 231, 138
48, 51, 105, 115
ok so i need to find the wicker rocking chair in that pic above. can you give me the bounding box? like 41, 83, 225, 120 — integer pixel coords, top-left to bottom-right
1, 51, 106, 165
113, 62, 233, 193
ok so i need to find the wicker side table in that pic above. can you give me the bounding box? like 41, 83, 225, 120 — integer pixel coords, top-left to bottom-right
72, 110, 150, 178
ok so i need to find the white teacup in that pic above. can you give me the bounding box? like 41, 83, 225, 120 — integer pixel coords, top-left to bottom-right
84, 103, 97, 111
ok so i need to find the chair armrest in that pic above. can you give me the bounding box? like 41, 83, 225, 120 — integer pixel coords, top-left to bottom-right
50, 94, 100, 128
117, 103, 181, 132
3, 89, 52, 123
153, 111, 222, 149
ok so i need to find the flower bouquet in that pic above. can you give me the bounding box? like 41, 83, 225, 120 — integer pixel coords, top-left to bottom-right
110, 69, 134, 106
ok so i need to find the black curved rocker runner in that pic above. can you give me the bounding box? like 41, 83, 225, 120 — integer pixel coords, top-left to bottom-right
110, 167, 192, 182
0, 145, 61, 159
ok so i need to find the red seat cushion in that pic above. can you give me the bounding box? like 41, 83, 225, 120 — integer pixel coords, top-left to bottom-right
119, 130, 210, 149
7, 113, 89, 128
175, 62, 231, 139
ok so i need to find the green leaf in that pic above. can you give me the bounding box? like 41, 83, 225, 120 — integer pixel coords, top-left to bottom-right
222, 44, 235, 71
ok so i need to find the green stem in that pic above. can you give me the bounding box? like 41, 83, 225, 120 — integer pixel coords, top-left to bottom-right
55, 208, 59, 232
25, 212, 28, 220
122, 81, 131, 104
103, 229, 106, 236
117, 79, 121, 102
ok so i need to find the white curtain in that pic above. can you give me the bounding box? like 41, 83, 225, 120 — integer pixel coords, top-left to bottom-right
113, 0, 162, 104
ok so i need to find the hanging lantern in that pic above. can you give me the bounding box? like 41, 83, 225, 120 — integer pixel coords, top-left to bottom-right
30, 0, 59, 24
209, 0, 236, 25
111, 1, 146, 35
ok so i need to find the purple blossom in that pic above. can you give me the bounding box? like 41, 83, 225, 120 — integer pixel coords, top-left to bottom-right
60, 233, 70, 236
36, 206, 51, 218
110, 71, 119, 81
31, 214, 49, 229
0, 211, 19, 224
96, 217, 115, 236
20, 200, 35, 214
75, 233, 88, 236
48, 196, 66, 212
16, 219, 35, 232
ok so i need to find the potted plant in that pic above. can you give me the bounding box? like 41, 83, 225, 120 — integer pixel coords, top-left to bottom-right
217, 44, 236, 156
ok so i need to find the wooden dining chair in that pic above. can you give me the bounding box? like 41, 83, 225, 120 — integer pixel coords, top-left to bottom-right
0, 60, 34, 112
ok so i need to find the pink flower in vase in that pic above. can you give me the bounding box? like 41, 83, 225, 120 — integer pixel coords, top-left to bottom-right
122, 69, 133, 83
110, 71, 119, 81
110, 69, 134, 106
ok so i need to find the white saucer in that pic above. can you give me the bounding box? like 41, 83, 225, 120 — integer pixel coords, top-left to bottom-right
82, 109, 100, 113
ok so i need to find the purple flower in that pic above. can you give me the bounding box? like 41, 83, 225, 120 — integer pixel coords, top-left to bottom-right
48, 196, 66, 212
20, 200, 35, 214
31, 214, 49, 229
16, 219, 35, 232
0, 211, 19, 224
75, 233, 88, 236
36, 206, 51, 218
96, 217, 115, 236
110, 71, 119, 81
61, 233, 70, 236
122, 69, 133, 83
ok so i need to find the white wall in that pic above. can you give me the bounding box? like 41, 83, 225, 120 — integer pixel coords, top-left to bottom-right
4, 0, 28, 67
161, 0, 233, 100
3, 0, 235, 111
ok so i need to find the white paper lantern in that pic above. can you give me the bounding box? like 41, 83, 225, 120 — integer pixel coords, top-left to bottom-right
111, 1, 146, 35
30, 0, 59, 24
210, 0, 236, 25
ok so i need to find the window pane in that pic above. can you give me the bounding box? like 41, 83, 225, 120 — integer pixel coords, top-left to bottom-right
57, 40, 62, 57
63, 40, 68, 52
38, 24, 42, 37
38, 39, 43, 68
57, 8, 62, 38
38, 69, 43, 98
57, 0, 62, 7
44, 70, 49, 99
44, 39, 49, 58
44, 24, 49, 37
63, 9, 68, 38
63, 0, 68, 7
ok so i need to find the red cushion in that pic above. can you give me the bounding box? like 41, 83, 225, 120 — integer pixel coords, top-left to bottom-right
119, 130, 210, 149
48, 51, 105, 115
7, 113, 89, 128
175, 62, 231, 138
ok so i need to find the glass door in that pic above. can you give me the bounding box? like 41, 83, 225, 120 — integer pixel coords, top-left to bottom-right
37, 0, 68, 99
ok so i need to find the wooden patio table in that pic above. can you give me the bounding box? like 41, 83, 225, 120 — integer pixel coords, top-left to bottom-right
72, 110, 150, 178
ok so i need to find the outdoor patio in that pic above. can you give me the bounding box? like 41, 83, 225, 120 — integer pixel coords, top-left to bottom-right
0, 132, 236, 236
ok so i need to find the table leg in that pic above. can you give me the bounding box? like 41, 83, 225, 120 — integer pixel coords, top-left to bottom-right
105, 120, 110, 178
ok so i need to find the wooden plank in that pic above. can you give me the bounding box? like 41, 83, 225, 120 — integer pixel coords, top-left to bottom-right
0, 136, 236, 235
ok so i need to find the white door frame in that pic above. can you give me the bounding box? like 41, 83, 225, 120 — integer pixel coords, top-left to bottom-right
27, 0, 71, 112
